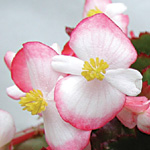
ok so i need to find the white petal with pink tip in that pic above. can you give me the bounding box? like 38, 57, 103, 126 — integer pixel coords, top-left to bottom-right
54, 76, 125, 130
43, 101, 91, 150
69, 14, 137, 68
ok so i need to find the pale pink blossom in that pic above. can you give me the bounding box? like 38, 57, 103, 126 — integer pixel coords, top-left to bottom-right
0, 109, 16, 149
52, 14, 142, 130
117, 96, 150, 134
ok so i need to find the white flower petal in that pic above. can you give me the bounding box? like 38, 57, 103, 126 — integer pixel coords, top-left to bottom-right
52, 55, 84, 75
43, 101, 91, 150
54, 76, 125, 130
105, 68, 142, 96
105, 3, 127, 17
50, 43, 61, 55
0, 110, 16, 148
6, 85, 26, 100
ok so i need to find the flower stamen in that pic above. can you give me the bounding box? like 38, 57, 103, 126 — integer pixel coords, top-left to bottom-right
81, 57, 109, 81
87, 7, 103, 17
19, 89, 48, 115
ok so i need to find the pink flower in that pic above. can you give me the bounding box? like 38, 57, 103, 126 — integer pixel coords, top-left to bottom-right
51, 14, 142, 130
117, 96, 150, 134
4, 42, 91, 150
83, 0, 129, 34
0, 109, 16, 149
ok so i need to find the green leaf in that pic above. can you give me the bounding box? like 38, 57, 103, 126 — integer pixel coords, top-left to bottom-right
143, 67, 150, 85
14, 135, 48, 150
131, 54, 150, 72
131, 32, 150, 55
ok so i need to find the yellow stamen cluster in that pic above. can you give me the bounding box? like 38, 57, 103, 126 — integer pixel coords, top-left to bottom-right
87, 7, 103, 17
19, 89, 48, 115
81, 57, 109, 81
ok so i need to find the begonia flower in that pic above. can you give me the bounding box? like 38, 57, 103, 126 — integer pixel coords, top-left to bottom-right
4, 42, 91, 150
0, 109, 16, 149
83, 0, 129, 34
51, 14, 142, 130
117, 96, 150, 134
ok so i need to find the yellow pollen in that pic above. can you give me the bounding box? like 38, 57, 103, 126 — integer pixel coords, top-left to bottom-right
87, 7, 103, 17
81, 57, 109, 81
19, 89, 48, 115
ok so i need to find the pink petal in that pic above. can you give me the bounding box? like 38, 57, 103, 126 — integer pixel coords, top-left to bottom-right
11, 49, 33, 92
137, 107, 150, 134
124, 96, 149, 113
4, 51, 16, 70
54, 76, 125, 130
6, 85, 26, 100
23, 42, 61, 95
117, 107, 137, 129
83, 0, 111, 18
11, 42, 60, 94
105, 68, 142, 96
0, 109, 16, 148
112, 14, 129, 34
62, 42, 76, 57
43, 101, 91, 150
69, 14, 137, 69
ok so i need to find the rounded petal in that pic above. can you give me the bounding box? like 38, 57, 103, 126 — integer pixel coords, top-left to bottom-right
54, 76, 125, 130
124, 96, 149, 113
69, 14, 137, 69
4, 51, 16, 70
11, 42, 61, 94
0, 109, 16, 148
11, 48, 33, 92
23, 42, 61, 95
137, 107, 150, 134
105, 3, 127, 17
52, 55, 84, 75
112, 14, 129, 34
83, 0, 111, 18
43, 101, 91, 150
6, 85, 26, 100
105, 68, 142, 96
117, 107, 137, 129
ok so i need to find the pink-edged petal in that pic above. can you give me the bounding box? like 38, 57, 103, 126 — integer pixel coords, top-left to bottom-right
23, 42, 60, 95
117, 107, 137, 129
124, 96, 149, 113
137, 107, 150, 134
69, 14, 137, 69
4, 51, 16, 70
52, 55, 84, 75
112, 14, 129, 34
43, 101, 91, 150
11, 49, 33, 92
105, 68, 142, 96
6, 85, 26, 100
0, 109, 16, 148
105, 3, 127, 17
83, 0, 111, 18
54, 76, 125, 130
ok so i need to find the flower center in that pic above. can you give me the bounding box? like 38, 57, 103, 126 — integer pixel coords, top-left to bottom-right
81, 57, 109, 81
87, 7, 103, 17
19, 89, 48, 115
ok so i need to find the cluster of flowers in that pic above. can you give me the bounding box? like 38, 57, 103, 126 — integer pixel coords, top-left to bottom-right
1, 0, 150, 150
